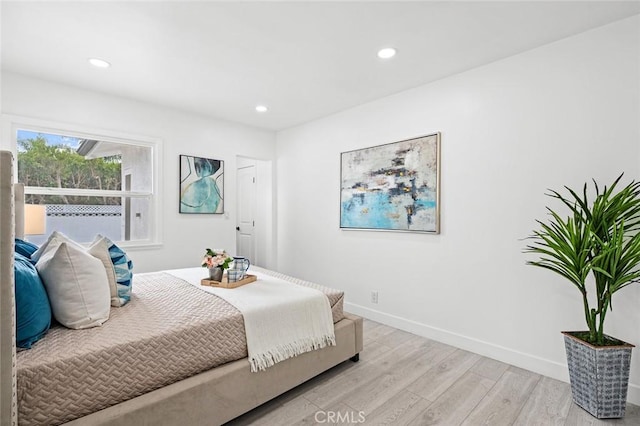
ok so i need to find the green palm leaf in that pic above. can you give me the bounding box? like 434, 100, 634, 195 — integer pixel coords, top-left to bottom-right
524, 174, 640, 346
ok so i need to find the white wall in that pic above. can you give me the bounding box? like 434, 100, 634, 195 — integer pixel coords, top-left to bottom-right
276, 16, 640, 402
1, 73, 276, 272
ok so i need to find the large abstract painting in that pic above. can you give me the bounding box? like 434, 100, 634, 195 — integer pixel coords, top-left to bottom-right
180, 155, 224, 214
340, 133, 440, 233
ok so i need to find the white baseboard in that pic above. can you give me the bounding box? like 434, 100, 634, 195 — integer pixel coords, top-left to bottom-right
345, 302, 640, 406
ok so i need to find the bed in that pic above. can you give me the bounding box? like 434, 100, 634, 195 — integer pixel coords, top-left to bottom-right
0, 150, 363, 426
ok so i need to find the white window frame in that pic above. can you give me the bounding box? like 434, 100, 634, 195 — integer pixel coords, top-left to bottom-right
1, 114, 163, 249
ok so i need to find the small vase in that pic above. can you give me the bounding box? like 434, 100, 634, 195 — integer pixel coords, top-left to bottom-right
208, 267, 223, 282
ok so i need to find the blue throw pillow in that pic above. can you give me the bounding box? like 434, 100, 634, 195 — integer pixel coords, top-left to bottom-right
88, 235, 134, 307
15, 252, 51, 348
15, 238, 39, 262
108, 239, 134, 305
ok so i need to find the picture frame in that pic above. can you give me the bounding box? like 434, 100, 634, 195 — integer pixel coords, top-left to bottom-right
179, 155, 224, 214
340, 133, 441, 233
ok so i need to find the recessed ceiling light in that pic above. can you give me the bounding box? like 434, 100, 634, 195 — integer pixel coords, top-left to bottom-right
377, 47, 397, 59
255, 105, 268, 113
88, 58, 111, 68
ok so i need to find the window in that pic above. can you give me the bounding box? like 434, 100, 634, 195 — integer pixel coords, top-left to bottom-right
14, 126, 159, 247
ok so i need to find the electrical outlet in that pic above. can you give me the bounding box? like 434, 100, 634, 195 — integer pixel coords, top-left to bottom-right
371, 291, 379, 304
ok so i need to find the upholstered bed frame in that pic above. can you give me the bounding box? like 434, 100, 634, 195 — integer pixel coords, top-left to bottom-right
0, 150, 363, 425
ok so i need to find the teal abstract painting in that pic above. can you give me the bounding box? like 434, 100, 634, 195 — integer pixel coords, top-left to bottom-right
340, 133, 440, 233
180, 155, 224, 214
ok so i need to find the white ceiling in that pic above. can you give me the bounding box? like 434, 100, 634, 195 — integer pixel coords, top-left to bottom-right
2, 1, 639, 131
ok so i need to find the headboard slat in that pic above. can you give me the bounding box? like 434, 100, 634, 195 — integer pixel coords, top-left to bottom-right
14, 184, 24, 240
0, 150, 18, 425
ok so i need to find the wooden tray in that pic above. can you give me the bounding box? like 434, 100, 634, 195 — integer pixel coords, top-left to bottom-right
201, 274, 257, 289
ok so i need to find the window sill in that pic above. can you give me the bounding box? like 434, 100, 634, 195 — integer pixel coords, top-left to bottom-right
116, 241, 163, 251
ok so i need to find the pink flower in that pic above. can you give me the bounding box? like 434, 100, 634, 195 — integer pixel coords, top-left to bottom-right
201, 248, 233, 269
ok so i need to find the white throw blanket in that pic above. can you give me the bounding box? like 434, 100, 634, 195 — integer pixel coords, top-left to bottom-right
165, 267, 336, 372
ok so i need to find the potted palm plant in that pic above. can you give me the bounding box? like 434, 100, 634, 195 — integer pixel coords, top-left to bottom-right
525, 175, 640, 419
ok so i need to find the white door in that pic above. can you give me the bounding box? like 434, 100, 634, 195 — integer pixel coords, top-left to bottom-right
236, 165, 256, 260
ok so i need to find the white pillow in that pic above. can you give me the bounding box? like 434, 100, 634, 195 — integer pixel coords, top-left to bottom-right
31, 231, 83, 263
88, 236, 121, 307
36, 241, 110, 329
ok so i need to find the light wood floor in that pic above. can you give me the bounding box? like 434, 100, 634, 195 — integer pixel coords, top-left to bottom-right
226, 319, 640, 425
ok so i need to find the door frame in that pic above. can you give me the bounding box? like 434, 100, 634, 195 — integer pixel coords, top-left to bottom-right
236, 162, 257, 263
236, 156, 274, 269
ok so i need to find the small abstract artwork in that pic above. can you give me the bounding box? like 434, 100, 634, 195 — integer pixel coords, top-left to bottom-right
340, 133, 440, 233
180, 155, 224, 214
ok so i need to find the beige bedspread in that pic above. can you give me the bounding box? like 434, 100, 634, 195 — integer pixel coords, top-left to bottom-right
16, 267, 344, 426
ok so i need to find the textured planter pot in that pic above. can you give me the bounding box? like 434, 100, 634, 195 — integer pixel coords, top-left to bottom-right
208, 267, 223, 282
562, 331, 634, 419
